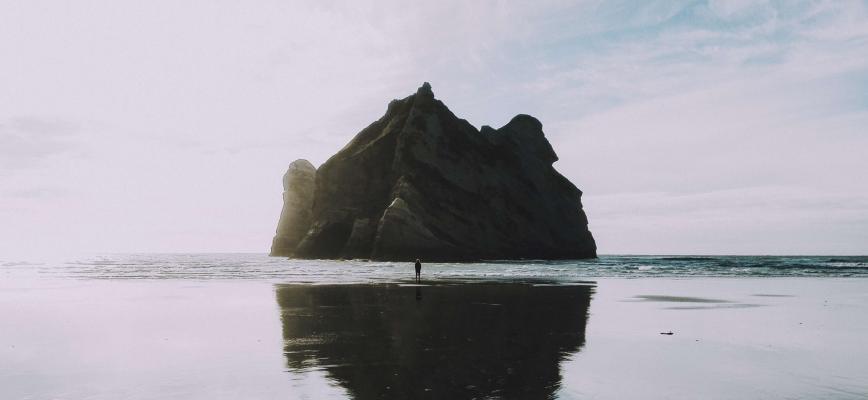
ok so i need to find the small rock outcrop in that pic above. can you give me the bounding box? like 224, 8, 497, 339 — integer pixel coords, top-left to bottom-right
270, 83, 596, 260
271, 159, 316, 256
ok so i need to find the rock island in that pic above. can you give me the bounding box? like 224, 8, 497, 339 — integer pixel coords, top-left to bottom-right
271, 83, 596, 261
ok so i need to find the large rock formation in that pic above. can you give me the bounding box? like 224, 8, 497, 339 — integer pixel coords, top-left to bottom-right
270, 83, 596, 260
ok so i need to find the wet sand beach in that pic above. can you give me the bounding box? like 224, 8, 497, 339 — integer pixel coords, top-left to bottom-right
2, 270, 868, 399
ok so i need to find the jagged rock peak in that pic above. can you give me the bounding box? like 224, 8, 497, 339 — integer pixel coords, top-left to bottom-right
283, 159, 315, 189
505, 114, 543, 131
270, 83, 596, 261
416, 81, 434, 98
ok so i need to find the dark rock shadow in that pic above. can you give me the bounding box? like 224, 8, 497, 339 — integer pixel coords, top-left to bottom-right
276, 283, 594, 399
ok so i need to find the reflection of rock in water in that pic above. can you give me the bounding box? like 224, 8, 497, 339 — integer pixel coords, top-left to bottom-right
276, 283, 593, 399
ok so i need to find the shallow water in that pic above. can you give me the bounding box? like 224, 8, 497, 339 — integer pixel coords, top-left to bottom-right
3, 253, 868, 282
2, 254, 868, 399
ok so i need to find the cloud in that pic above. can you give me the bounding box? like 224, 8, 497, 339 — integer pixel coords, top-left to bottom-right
0, 116, 83, 171
516, 1, 868, 122
2, 186, 68, 199
584, 187, 868, 255
706, 0, 770, 19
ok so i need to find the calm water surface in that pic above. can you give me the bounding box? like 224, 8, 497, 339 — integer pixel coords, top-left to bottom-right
1, 254, 867, 399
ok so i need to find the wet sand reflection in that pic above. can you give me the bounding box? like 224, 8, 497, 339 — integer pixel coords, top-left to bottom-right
276, 283, 593, 399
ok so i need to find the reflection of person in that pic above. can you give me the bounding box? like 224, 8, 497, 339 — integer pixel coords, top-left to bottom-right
414, 259, 422, 282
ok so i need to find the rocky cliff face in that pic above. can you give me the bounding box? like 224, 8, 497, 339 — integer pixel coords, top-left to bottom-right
270, 83, 596, 260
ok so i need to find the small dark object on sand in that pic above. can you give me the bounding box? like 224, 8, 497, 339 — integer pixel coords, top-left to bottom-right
660, 331, 674, 335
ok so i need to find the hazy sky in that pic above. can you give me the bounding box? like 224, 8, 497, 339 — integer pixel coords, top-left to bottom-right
2, 0, 867, 256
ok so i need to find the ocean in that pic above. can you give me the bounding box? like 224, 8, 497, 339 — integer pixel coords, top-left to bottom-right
4, 253, 868, 281
2, 254, 867, 399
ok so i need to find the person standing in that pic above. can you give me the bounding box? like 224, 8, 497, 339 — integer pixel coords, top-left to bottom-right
414, 258, 422, 282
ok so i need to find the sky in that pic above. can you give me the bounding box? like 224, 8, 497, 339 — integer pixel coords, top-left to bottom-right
1, 0, 867, 256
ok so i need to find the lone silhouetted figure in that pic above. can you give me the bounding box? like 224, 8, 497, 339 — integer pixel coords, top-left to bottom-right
414, 258, 422, 282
